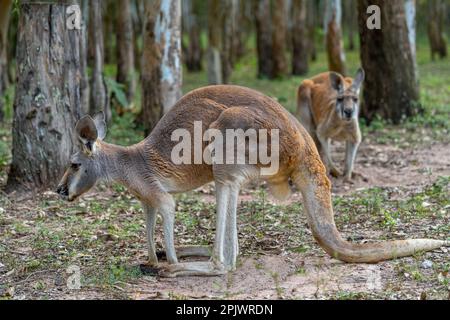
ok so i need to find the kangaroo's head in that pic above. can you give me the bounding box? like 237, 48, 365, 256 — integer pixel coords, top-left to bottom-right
329, 68, 365, 121
56, 112, 107, 202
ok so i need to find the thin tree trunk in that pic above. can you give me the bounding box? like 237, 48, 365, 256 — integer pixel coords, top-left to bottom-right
271, 0, 288, 79
291, 0, 308, 75
141, 0, 182, 135
307, 0, 317, 62
89, 0, 111, 121
254, 0, 272, 78
221, 0, 235, 83
324, 0, 347, 75
427, 0, 447, 60
207, 0, 223, 84
358, 0, 420, 124
0, 0, 12, 122
80, 0, 90, 115
6, 1, 82, 193
183, 0, 202, 72
117, 0, 135, 103
344, 0, 357, 51
103, 0, 115, 65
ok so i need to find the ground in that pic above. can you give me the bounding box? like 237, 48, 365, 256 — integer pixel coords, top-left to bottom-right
0, 43, 449, 300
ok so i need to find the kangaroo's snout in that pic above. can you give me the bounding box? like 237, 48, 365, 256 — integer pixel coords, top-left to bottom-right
343, 108, 353, 119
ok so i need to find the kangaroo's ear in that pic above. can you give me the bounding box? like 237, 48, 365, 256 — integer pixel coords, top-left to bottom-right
351, 68, 365, 93
329, 72, 344, 94
92, 111, 107, 140
75, 115, 98, 153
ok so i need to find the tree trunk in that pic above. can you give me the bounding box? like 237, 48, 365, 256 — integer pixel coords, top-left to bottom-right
117, 0, 136, 103
6, 1, 82, 193
221, 0, 235, 83
307, 0, 317, 61
271, 0, 288, 79
254, 0, 272, 78
207, 0, 223, 84
427, 0, 447, 60
183, 0, 202, 72
358, 0, 420, 124
141, 0, 182, 135
89, 0, 111, 121
80, 0, 90, 115
0, 0, 12, 122
103, 0, 115, 65
291, 0, 308, 75
324, 0, 347, 75
343, 0, 357, 51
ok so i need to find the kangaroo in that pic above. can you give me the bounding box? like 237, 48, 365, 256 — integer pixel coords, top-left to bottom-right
297, 69, 365, 181
57, 85, 448, 277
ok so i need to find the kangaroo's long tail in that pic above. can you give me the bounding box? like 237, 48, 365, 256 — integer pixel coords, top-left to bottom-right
292, 142, 448, 263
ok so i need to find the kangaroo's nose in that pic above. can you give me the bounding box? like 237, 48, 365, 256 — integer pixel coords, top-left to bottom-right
344, 109, 353, 118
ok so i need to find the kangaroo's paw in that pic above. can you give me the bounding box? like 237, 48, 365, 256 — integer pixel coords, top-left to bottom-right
159, 261, 226, 278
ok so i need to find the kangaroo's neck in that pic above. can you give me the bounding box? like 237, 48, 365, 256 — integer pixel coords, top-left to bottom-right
95, 140, 147, 186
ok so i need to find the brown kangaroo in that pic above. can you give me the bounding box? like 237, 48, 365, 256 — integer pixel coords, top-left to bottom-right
297, 69, 364, 181
57, 85, 448, 277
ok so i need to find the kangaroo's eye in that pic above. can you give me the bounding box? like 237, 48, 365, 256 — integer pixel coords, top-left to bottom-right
337, 97, 344, 103
71, 163, 81, 170
352, 97, 358, 103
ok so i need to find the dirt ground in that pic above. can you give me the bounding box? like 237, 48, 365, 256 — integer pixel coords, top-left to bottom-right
0, 139, 449, 300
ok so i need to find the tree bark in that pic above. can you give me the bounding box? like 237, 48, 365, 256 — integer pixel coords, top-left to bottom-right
6, 1, 82, 193
0, 0, 12, 122
183, 0, 202, 72
358, 0, 420, 124
254, 0, 272, 78
103, 0, 115, 65
207, 0, 223, 84
221, 0, 235, 83
89, 0, 110, 121
141, 0, 182, 135
291, 0, 308, 75
324, 0, 347, 75
343, 0, 357, 51
427, 0, 447, 60
307, 0, 317, 61
80, 0, 90, 115
271, 0, 288, 78
117, 0, 136, 102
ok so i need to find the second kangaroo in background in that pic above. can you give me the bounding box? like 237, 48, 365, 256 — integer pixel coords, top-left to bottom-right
297, 68, 365, 182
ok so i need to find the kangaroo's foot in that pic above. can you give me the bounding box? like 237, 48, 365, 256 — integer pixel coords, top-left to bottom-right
159, 261, 226, 278
156, 245, 212, 260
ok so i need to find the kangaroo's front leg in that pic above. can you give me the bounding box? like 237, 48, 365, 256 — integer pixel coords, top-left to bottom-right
158, 199, 178, 265
344, 141, 359, 181
318, 134, 341, 177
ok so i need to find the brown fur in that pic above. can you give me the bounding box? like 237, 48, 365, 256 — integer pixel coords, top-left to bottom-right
57, 85, 448, 277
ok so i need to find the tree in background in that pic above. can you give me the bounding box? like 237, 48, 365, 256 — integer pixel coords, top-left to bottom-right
207, 0, 223, 84
89, 0, 111, 121
6, 1, 82, 192
291, 0, 309, 75
117, 0, 136, 102
0, 0, 12, 122
343, 0, 357, 51
141, 0, 182, 135
324, 0, 347, 75
80, 0, 90, 115
182, 0, 203, 72
254, 0, 273, 78
103, 0, 116, 65
307, 0, 318, 62
427, 0, 448, 60
358, 0, 420, 124
271, 0, 288, 78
